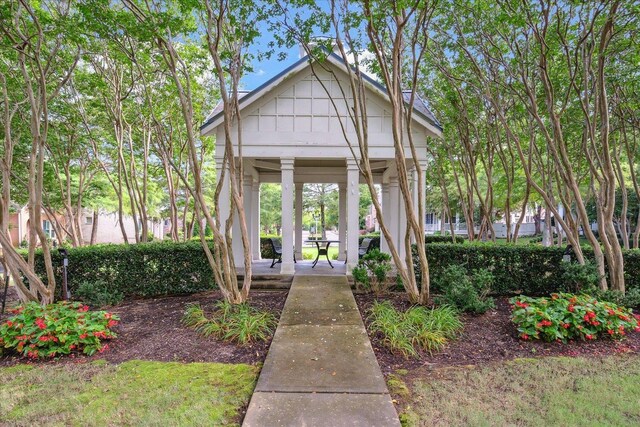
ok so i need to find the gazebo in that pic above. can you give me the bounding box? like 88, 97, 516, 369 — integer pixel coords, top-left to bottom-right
200, 51, 442, 275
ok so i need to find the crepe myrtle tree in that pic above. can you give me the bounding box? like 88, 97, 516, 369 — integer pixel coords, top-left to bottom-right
271, 0, 437, 304
0, 0, 82, 304
119, 0, 270, 303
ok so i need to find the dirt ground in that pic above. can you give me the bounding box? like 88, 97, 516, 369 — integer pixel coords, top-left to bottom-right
354, 292, 640, 375
0, 289, 288, 367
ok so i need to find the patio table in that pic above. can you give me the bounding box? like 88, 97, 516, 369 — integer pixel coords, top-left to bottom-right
305, 239, 340, 268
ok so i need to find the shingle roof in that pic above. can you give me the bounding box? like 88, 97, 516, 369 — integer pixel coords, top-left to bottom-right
200, 51, 442, 134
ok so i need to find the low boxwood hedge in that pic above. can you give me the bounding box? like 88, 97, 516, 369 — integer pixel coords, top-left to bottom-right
30, 241, 216, 299
24, 238, 640, 301
415, 243, 640, 296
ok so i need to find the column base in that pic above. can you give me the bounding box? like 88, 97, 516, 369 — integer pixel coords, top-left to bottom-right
346, 261, 358, 274
280, 261, 295, 275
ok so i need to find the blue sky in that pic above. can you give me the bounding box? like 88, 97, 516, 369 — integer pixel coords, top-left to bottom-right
242, 44, 300, 90
240, 2, 331, 90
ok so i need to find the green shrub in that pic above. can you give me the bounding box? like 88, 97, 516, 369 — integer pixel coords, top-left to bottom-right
414, 243, 640, 296
75, 280, 124, 307
583, 287, 640, 310
182, 301, 277, 345
367, 300, 462, 358
29, 241, 216, 300
433, 265, 495, 314
510, 293, 640, 342
425, 235, 465, 244
352, 249, 393, 294
561, 260, 601, 293
0, 302, 119, 358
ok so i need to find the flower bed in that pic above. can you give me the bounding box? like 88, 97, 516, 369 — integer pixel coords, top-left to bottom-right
0, 302, 119, 359
510, 293, 640, 342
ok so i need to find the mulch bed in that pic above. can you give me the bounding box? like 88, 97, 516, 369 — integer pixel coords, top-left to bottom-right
0, 289, 288, 367
354, 292, 640, 375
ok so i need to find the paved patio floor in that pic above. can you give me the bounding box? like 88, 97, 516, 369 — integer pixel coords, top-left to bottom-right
242, 275, 400, 427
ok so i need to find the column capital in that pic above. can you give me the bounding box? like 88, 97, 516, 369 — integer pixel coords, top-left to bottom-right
346, 158, 359, 170
281, 158, 295, 169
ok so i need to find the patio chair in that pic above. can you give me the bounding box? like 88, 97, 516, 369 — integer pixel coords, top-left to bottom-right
345, 237, 375, 264
268, 238, 296, 268
358, 238, 374, 259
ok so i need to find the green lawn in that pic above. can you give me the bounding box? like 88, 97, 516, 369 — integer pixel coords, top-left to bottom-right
401, 354, 640, 426
300, 245, 340, 260
0, 360, 258, 426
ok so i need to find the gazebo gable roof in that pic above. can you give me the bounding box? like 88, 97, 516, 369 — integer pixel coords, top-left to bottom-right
200, 52, 442, 137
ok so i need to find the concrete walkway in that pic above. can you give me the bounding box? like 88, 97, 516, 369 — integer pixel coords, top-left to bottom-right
243, 275, 400, 427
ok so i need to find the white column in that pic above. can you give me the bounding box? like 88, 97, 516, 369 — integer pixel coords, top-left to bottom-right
231, 171, 248, 264
398, 185, 407, 261
338, 184, 347, 261
380, 183, 390, 253
295, 183, 303, 260
389, 177, 405, 263
252, 180, 261, 260
415, 162, 427, 237
215, 158, 231, 227
346, 159, 360, 271
280, 159, 295, 274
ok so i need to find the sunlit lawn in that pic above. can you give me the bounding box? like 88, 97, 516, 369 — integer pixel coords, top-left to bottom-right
402, 354, 640, 426
301, 245, 340, 261
0, 360, 258, 426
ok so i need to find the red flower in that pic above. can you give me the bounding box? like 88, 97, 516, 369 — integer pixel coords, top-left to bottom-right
537, 320, 552, 328
6, 321, 13, 328
562, 323, 571, 329
568, 305, 575, 312
107, 320, 118, 328
516, 301, 529, 309
35, 318, 47, 330
520, 333, 529, 340
39, 336, 49, 342
78, 305, 89, 313
79, 333, 88, 339
585, 334, 594, 340
98, 344, 109, 353
93, 331, 107, 339
608, 329, 614, 335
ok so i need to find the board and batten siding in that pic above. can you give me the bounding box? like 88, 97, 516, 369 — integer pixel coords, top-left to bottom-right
216, 65, 429, 160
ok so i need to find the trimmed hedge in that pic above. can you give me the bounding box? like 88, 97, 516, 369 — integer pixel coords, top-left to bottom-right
425, 235, 465, 244
416, 243, 640, 296
25, 239, 640, 301
31, 241, 215, 299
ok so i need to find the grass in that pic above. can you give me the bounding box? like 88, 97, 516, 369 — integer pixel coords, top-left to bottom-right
183, 301, 278, 344
368, 301, 463, 357
0, 360, 258, 426
301, 245, 340, 260
406, 354, 640, 426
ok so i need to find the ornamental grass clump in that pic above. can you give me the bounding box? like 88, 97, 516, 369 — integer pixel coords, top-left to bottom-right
0, 301, 119, 359
368, 300, 462, 358
182, 301, 277, 345
510, 293, 640, 342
